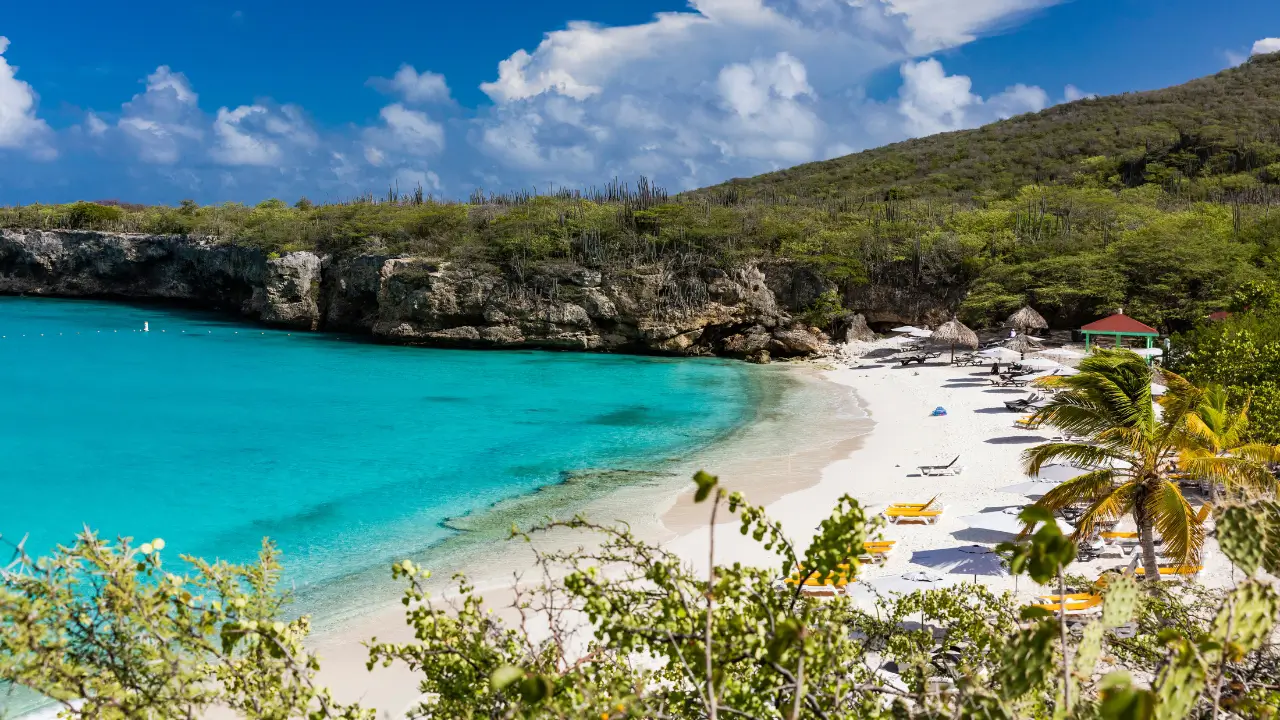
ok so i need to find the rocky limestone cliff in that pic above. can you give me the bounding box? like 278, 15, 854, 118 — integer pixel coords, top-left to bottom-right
0, 229, 842, 360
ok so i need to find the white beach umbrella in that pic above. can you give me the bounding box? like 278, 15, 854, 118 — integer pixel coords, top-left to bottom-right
998, 479, 1065, 498
958, 507, 1074, 537
909, 328, 934, 338
1151, 383, 1168, 396
1018, 358, 1061, 370
853, 571, 960, 598
891, 325, 924, 334
1037, 348, 1086, 362
978, 347, 1022, 363
911, 546, 1010, 579
1132, 347, 1164, 358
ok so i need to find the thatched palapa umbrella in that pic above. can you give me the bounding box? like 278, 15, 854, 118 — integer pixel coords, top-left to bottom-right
1005, 333, 1043, 358
933, 317, 979, 362
1007, 306, 1048, 334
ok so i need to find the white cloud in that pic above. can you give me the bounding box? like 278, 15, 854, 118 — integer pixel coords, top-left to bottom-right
0, 36, 55, 157
869, 0, 1066, 53
393, 168, 442, 193
118, 66, 203, 164
0, 0, 1072, 201
364, 103, 445, 158
1253, 38, 1280, 57
897, 58, 1046, 136
714, 52, 820, 163
470, 0, 1062, 190
1063, 84, 1095, 102
84, 112, 109, 136
210, 104, 317, 166
369, 64, 451, 103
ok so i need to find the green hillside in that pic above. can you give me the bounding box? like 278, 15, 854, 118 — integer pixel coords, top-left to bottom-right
695, 52, 1280, 202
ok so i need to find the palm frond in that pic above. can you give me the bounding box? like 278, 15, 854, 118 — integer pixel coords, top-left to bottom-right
1071, 482, 1139, 542
1146, 480, 1205, 567
1183, 455, 1280, 496
1032, 470, 1124, 514
1022, 443, 1124, 477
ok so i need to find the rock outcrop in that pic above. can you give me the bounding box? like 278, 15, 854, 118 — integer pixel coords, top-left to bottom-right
0, 229, 840, 359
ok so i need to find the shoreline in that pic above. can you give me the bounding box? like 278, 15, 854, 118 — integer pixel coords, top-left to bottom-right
309, 361, 870, 716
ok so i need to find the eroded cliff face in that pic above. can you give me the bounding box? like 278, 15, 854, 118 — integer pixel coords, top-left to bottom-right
0, 229, 838, 359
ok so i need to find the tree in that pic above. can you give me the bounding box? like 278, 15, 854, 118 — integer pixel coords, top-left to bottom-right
1170, 309, 1280, 444
1024, 349, 1279, 578
0, 534, 370, 719
1179, 384, 1280, 500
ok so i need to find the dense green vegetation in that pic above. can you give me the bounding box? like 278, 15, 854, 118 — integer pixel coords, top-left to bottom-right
1170, 281, 1280, 444
4, 55, 1280, 337
6, 470, 1280, 718
697, 52, 1280, 201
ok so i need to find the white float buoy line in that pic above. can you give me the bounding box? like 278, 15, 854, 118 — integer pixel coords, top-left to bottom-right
0, 323, 309, 339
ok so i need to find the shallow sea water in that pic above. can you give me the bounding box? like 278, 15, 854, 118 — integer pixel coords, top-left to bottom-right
0, 296, 761, 606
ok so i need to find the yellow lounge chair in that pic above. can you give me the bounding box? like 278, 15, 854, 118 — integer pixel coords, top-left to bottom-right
784, 569, 853, 596
1035, 591, 1101, 603
1037, 575, 1112, 603
1014, 415, 1042, 430
888, 496, 938, 511
885, 506, 944, 525
860, 541, 896, 565
1133, 565, 1202, 579
1031, 595, 1103, 615
1101, 531, 1138, 544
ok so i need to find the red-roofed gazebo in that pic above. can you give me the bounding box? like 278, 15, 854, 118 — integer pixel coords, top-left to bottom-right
1081, 311, 1160, 351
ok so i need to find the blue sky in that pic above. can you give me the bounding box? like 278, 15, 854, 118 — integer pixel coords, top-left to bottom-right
1, 0, 1278, 205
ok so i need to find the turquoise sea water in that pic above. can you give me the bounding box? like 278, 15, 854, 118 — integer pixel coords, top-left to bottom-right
0, 297, 759, 609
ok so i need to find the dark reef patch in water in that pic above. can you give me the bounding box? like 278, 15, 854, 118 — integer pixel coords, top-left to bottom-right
587, 406, 654, 426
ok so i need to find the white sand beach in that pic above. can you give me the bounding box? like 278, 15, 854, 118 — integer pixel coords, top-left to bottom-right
314, 344, 1238, 717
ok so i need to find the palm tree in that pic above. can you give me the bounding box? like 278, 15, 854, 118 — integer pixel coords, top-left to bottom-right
1022, 350, 1279, 579
1180, 384, 1280, 501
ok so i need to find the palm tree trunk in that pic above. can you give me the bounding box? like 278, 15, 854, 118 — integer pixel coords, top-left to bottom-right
1135, 501, 1161, 580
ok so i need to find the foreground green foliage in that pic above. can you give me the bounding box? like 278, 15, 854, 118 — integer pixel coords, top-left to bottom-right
0, 537, 369, 719
6, 471, 1280, 718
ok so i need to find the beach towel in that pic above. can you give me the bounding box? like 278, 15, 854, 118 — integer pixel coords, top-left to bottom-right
931, 407, 947, 416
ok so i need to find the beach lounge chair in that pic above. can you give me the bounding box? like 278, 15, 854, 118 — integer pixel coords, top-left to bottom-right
1030, 594, 1103, 616
889, 496, 938, 509
884, 498, 944, 524
784, 567, 854, 596
1101, 531, 1138, 544
885, 507, 943, 524
859, 540, 897, 565
1036, 574, 1114, 604
919, 457, 962, 476
1013, 415, 1042, 430
1004, 393, 1042, 411
1133, 565, 1203, 580
1034, 591, 1102, 604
